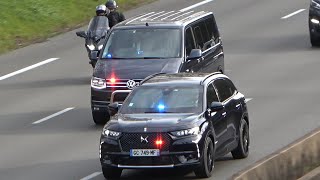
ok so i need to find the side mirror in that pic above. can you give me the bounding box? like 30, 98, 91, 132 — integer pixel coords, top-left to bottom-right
210, 102, 224, 112
187, 49, 202, 60
108, 102, 120, 116
76, 31, 87, 38
90, 50, 99, 61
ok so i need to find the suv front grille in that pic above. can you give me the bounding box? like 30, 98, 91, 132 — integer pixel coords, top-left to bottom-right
120, 133, 171, 152
106, 79, 143, 89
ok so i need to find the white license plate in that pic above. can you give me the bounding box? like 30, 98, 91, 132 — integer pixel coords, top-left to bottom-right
130, 149, 160, 157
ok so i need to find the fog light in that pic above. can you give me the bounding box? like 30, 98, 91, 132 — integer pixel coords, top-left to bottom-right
178, 155, 187, 163
94, 107, 100, 111
311, 18, 320, 24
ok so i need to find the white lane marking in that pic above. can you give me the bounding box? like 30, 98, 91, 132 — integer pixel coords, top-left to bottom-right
0, 58, 60, 81
245, 98, 253, 103
32, 107, 74, 124
80, 172, 102, 180
180, 0, 215, 12
281, 9, 305, 19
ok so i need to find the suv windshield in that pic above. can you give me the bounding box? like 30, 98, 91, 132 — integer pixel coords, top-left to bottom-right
101, 28, 182, 59
120, 85, 203, 114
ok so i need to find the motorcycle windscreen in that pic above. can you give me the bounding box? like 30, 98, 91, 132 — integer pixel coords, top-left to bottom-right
87, 16, 110, 40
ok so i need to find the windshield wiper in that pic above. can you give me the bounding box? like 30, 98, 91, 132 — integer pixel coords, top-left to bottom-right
142, 57, 166, 59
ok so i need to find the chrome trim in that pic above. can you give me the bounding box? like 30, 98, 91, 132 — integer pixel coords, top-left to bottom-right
118, 164, 174, 168
202, 42, 221, 54
213, 51, 224, 59
110, 90, 132, 103
107, 85, 127, 88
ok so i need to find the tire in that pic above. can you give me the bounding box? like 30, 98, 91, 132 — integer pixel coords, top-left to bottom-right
231, 119, 250, 159
92, 111, 110, 125
194, 136, 215, 178
102, 167, 122, 179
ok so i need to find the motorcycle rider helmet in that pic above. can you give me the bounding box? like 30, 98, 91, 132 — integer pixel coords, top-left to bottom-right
96, 4, 109, 16
105, 0, 118, 10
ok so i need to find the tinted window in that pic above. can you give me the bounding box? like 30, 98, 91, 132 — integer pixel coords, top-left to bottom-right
193, 20, 214, 51
206, 83, 219, 107
205, 15, 219, 43
214, 79, 232, 102
120, 85, 203, 114
185, 28, 195, 56
224, 79, 237, 95
102, 28, 181, 59
193, 26, 204, 49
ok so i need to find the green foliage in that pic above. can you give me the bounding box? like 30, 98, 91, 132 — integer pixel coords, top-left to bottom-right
0, 0, 153, 54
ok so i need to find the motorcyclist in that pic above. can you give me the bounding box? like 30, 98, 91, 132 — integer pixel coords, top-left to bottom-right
96, 4, 110, 16
105, 0, 126, 28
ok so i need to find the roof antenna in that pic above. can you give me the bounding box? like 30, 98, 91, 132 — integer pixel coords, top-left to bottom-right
146, 22, 149, 26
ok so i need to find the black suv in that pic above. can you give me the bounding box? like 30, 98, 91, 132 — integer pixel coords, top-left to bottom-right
100, 73, 249, 179
309, 0, 320, 46
90, 11, 224, 124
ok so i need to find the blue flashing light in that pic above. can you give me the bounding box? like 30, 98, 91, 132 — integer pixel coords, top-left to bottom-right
107, 54, 112, 58
157, 104, 165, 112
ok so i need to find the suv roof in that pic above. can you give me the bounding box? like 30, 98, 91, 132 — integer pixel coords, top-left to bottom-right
141, 72, 225, 86
116, 11, 213, 28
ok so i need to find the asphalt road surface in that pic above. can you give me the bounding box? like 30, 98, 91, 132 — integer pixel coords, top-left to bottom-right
0, 0, 319, 179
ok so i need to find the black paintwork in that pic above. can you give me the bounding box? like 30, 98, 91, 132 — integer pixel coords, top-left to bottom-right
100, 73, 249, 171
309, 0, 320, 45
91, 11, 224, 123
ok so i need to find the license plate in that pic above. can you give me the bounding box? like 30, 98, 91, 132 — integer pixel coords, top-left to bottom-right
130, 149, 160, 157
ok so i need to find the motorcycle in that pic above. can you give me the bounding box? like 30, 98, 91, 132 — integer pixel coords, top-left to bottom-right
76, 16, 110, 68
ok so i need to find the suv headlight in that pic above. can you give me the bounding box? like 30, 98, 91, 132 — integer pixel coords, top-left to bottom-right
103, 129, 121, 137
91, 77, 107, 89
171, 127, 200, 137
98, 44, 104, 50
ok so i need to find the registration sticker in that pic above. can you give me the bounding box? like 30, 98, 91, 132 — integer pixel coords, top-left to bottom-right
130, 149, 160, 157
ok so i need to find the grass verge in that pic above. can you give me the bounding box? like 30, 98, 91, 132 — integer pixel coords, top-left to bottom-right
0, 0, 154, 54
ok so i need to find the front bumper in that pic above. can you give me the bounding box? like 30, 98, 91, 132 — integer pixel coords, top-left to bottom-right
100, 134, 203, 169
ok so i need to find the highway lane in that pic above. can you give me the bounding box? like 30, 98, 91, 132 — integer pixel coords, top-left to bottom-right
0, 0, 320, 179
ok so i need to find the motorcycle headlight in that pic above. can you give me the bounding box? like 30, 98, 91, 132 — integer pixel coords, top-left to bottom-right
170, 127, 200, 137
103, 129, 121, 137
91, 77, 107, 89
98, 45, 104, 50
87, 44, 95, 50
312, 0, 320, 9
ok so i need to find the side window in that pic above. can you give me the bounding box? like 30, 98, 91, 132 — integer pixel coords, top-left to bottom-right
185, 28, 195, 57
205, 15, 219, 43
225, 79, 237, 95
193, 25, 204, 49
214, 79, 232, 102
206, 83, 219, 107
193, 20, 213, 51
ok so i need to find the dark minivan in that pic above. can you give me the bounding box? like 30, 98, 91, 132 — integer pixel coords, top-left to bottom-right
91, 11, 224, 124
309, 0, 320, 46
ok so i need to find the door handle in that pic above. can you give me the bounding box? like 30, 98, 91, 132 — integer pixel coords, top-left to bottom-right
222, 112, 227, 117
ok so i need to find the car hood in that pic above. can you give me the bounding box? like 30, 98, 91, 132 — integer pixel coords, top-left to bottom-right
107, 113, 203, 133
93, 58, 181, 79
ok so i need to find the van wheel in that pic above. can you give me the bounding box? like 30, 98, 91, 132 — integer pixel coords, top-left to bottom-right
92, 111, 109, 125
194, 136, 215, 178
231, 119, 249, 159
102, 167, 122, 179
